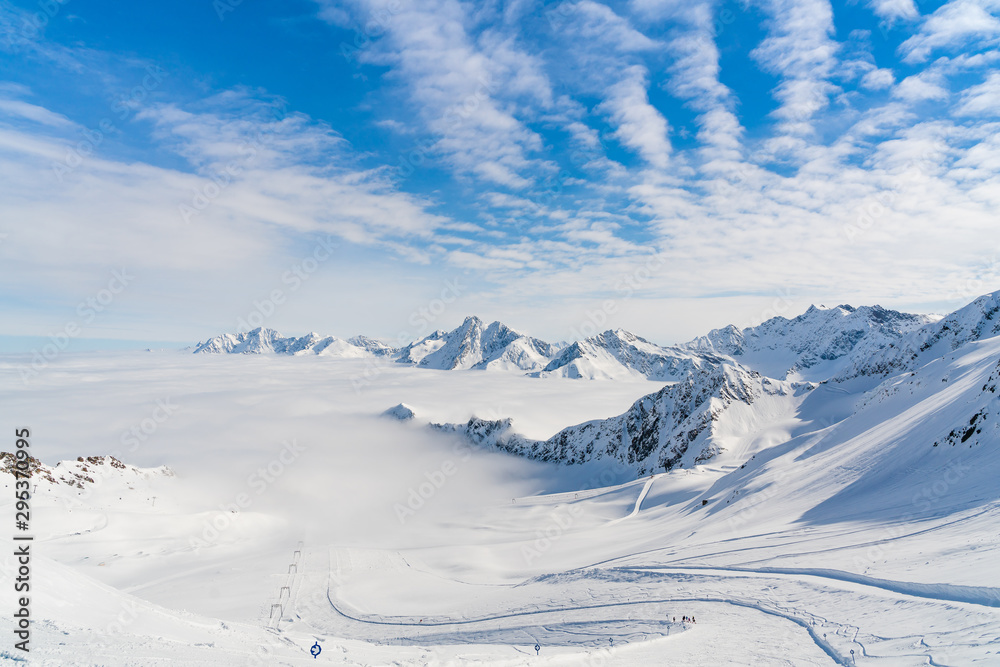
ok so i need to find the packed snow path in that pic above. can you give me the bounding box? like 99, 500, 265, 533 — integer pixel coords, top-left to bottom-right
275, 545, 1000, 665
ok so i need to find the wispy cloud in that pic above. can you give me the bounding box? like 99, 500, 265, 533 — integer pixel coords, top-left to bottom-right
899, 0, 1000, 64
956, 70, 1000, 116
752, 0, 841, 138
317, 0, 551, 190
600, 67, 673, 169
893, 71, 951, 102
867, 0, 919, 24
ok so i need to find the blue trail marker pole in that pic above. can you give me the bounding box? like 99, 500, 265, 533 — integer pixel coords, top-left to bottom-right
535, 643, 540, 656
311, 641, 322, 658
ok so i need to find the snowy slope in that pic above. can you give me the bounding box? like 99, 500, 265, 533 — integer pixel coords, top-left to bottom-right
394, 328, 447, 364
0, 452, 172, 492
689, 334, 1000, 549
434, 361, 813, 475
347, 335, 397, 357
537, 329, 725, 381
686, 304, 936, 381
835, 289, 1000, 383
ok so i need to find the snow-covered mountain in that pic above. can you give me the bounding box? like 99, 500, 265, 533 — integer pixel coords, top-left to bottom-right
537, 328, 723, 380
427, 291, 1000, 477
686, 304, 937, 381
0, 453, 173, 490
835, 290, 1000, 382
397, 316, 558, 371
347, 335, 397, 357
193, 328, 387, 357
192, 317, 557, 371
193, 327, 286, 354
434, 361, 813, 475
191, 298, 969, 389
382, 402, 416, 421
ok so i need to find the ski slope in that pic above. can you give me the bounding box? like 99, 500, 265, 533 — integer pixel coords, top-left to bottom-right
1, 326, 999, 665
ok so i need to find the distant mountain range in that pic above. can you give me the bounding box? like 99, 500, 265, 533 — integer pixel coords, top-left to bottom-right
195, 299, 945, 382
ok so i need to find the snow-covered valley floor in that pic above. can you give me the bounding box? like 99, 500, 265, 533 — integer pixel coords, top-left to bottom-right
1, 351, 998, 665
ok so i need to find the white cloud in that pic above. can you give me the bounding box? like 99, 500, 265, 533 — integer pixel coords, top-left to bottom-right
893, 72, 950, 102
549, 3, 672, 170
0, 99, 74, 127
567, 1, 660, 53
318, 0, 551, 190
658, 3, 744, 160
0, 93, 451, 337
955, 71, 1000, 115
860, 68, 896, 90
752, 0, 841, 134
867, 0, 919, 23
599, 68, 673, 170
566, 121, 602, 149
899, 0, 1000, 63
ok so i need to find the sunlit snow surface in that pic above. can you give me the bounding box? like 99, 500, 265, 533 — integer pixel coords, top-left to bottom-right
1, 350, 999, 665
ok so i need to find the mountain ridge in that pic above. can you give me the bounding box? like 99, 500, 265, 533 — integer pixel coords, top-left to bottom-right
190, 295, 994, 387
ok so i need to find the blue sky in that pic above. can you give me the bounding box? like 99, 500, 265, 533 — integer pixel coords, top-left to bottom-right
1, 0, 999, 350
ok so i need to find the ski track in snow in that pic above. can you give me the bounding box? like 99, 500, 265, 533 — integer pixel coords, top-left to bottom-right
272, 541, 1000, 666
630, 565, 1000, 608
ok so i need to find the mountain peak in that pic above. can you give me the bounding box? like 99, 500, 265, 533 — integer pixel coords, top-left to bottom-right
686, 302, 933, 381
400, 316, 552, 371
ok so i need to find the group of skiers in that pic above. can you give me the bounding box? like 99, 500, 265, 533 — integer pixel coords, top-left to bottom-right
673, 615, 696, 623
